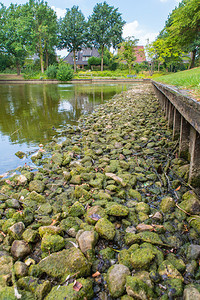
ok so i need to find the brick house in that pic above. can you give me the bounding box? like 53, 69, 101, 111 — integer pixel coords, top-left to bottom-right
63, 47, 100, 69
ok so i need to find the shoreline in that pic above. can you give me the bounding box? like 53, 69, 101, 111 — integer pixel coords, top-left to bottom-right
0, 83, 200, 299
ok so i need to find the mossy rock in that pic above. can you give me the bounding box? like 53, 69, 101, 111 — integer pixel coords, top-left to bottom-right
29, 180, 45, 193
167, 253, 186, 273
158, 260, 184, 281
22, 228, 39, 243
160, 196, 175, 213
74, 186, 90, 202
118, 249, 132, 270
29, 191, 46, 203
188, 216, 200, 234
38, 248, 91, 279
41, 234, 65, 253
179, 190, 200, 215
128, 189, 142, 201
125, 231, 166, 247
51, 153, 63, 166
0, 287, 34, 300
126, 276, 155, 299
135, 202, 150, 214
39, 226, 63, 237
99, 247, 115, 260
69, 202, 85, 217
130, 248, 155, 269
45, 278, 93, 300
106, 202, 129, 217
107, 264, 130, 298
85, 205, 107, 225
95, 218, 115, 240
60, 217, 82, 236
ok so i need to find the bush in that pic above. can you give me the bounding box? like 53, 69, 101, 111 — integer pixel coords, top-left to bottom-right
46, 65, 58, 79
56, 64, 74, 81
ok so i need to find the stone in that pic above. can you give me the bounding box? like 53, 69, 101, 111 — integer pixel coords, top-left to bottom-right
160, 196, 175, 213
135, 202, 150, 214
45, 278, 93, 300
22, 228, 39, 243
41, 234, 65, 253
183, 286, 200, 300
179, 191, 200, 215
29, 180, 45, 193
167, 253, 186, 272
107, 264, 130, 297
8, 222, 25, 239
85, 205, 107, 225
95, 218, 116, 240
126, 276, 155, 299
130, 248, 155, 269
158, 260, 184, 281
6, 198, 20, 209
29, 191, 46, 203
14, 261, 28, 278
128, 189, 142, 201
39, 225, 63, 237
106, 202, 129, 217
136, 224, 154, 232
76, 230, 98, 254
16, 175, 28, 185
11, 240, 31, 259
69, 201, 85, 217
0, 255, 13, 286
187, 244, 200, 260
38, 248, 91, 279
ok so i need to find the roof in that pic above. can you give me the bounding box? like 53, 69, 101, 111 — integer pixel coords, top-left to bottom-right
63, 48, 100, 65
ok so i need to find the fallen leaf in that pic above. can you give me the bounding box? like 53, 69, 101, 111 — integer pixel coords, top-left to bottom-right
175, 186, 181, 191
92, 271, 101, 277
73, 281, 83, 292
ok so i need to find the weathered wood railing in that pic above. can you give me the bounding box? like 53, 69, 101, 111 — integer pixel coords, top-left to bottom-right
152, 81, 200, 187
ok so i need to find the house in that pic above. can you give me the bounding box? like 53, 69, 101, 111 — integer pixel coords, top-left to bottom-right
63, 47, 100, 69
118, 45, 147, 64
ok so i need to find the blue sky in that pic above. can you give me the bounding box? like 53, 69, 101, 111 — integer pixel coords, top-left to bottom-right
4, 0, 181, 55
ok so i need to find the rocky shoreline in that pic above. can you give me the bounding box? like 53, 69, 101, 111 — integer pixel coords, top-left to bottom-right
0, 83, 200, 299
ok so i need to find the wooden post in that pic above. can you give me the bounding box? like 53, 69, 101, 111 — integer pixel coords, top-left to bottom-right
179, 116, 190, 159
173, 108, 181, 140
168, 102, 174, 128
189, 127, 200, 186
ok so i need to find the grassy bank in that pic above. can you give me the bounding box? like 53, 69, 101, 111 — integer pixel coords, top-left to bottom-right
155, 67, 200, 100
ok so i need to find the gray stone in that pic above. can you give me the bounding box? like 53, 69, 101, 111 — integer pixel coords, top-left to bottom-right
183, 286, 200, 300
11, 240, 31, 259
107, 264, 130, 298
187, 244, 200, 260
76, 230, 98, 254
5, 198, 20, 209
8, 222, 25, 239
14, 261, 28, 278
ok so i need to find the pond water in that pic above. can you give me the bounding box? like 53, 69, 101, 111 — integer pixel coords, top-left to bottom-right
0, 83, 134, 175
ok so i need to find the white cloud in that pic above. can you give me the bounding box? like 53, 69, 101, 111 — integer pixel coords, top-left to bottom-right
123, 21, 158, 46
51, 6, 66, 18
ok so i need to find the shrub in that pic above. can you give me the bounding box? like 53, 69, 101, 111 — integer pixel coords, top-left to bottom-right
56, 64, 74, 81
46, 64, 58, 79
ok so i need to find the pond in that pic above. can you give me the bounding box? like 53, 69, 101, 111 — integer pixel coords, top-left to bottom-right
0, 82, 134, 175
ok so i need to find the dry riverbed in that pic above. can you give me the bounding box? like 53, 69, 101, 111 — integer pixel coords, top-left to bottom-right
0, 83, 200, 299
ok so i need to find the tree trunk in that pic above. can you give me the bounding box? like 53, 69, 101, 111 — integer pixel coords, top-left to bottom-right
46, 49, 49, 70
73, 50, 76, 73
101, 45, 104, 72
16, 62, 21, 76
39, 34, 44, 73
189, 48, 197, 69
158, 62, 160, 72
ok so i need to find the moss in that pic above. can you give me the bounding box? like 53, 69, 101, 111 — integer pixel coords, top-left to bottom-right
29, 180, 45, 193
160, 196, 175, 213
118, 249, 132, 270
130, 248, 155, 269
188, 216, 200, 234
167, 253, 186, 273
85, 205, 107, 225
165, 278, 183, 297
22, 228, 39, 243
69, 202, 85, 217
38, 248, 91, 279
135, 202, 150, 214
128, 189, 142, 201
106, 202, 129, 217
158, 260, 184, 281
99, 247, 115, 260
41, 234, 65, 253
45, 278, 93, 300
95, 218, 115, 240
126, 276, 155, 299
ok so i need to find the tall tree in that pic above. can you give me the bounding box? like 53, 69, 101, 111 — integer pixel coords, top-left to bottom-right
88, 2, 125, 71
2, 3, 32, 75
29, 0, 58, 73
59, 6, 88, 72
166, 0, 200, 68
118, 36, 138, 74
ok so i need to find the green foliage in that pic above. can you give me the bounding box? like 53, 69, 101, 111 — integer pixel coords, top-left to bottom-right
88, 1, 125, 71
59, 6, 88, 72
118, 36, 139, 74
56, 64, 74, 81
46, 65, 58, 79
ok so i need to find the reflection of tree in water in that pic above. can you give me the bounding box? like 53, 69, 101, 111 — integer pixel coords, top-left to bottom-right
0, 83, 129, 146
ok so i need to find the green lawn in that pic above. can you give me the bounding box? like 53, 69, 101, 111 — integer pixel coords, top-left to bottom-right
155, 67, 200, 100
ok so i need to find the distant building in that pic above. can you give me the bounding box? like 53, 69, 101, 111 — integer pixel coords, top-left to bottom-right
63, 47, 100, 69
118, 45, 147, 64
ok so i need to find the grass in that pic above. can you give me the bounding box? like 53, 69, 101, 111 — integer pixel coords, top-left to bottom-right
0, 74, 24, 80
155, 67, 200, 100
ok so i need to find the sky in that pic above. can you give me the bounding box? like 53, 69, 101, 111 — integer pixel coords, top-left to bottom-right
4, 0, 181, 56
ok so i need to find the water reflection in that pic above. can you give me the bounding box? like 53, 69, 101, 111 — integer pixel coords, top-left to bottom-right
0, 83, 133, 173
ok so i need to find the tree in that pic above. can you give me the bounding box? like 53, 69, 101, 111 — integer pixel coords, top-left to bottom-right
88, 2, 125, 71
118, 36, 138, 74
2, 3, 31, 75
29, 0, 58, 73
59, 6, 88, 72
166, 0, 200, 68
